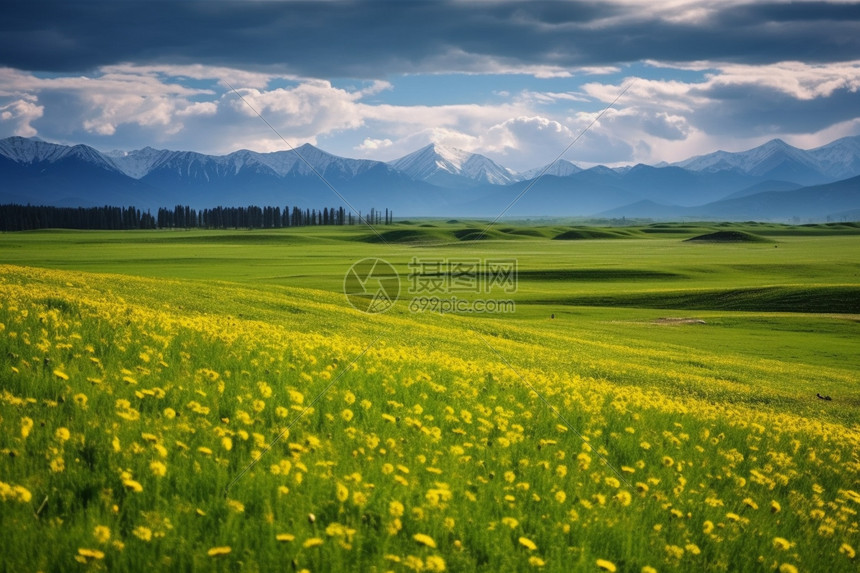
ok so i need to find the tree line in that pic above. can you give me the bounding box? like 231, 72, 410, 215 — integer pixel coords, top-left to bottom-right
0, 204, 394, 231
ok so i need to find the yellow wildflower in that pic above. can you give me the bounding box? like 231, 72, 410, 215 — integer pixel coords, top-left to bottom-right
132, 526, 152, 541
337, 483, 349, 503
93, 525, 111, 544
77, 548, 104, 560
150, 461, 167, 477
123, 479, 143, 493
389, 500, 405, 517
20, 417, 33, 439
414, 533, 437, 548
207, 546, 231, 557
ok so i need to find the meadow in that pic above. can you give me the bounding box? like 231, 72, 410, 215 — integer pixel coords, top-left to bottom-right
0, 221, 858, 572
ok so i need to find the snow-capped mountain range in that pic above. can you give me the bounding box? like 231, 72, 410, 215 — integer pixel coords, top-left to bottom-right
389, 144, 518, 187
2, 135, 859, 220
673, 137, 860, 184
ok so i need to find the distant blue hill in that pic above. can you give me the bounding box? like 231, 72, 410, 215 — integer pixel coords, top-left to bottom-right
1, 135, 859, 220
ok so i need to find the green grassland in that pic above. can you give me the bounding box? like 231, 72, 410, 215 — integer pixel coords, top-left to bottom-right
0, 221, 858, 572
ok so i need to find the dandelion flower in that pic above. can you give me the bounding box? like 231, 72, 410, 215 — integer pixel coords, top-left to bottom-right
685, 543, 701, 555
55, 427, 70, 442
518, 537, 537, 551
389, 500, 405, 517
773, 537, 791, 551
276, 533, 295, 542
387, 517, 403, 535
778, 564, 798, 573
53, 369, 69, 381
352, 491, 368, 506
149, 460, 167, 477
77, 548, 104, 560
614, 491, 632, 507
207, 546, 231, 557
414, 533, 437, 548
303, 537, 324, 548
123, 479, 143, 493
839, 543, 855, 559
20, 417, 33, 439
132, 526, 152, 541
93, 525, 111, 544
426, 555, 446, 571
337, 483, 349, 503
596, 559, 617, 572
529, 556, 546, 567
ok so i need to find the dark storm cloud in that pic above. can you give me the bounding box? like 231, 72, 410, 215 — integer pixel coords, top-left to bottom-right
690, 83, 860, 136
2, 1, 859, 76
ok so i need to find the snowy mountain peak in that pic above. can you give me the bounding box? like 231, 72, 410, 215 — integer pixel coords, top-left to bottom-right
806, 135, 860, 180
0, 136, 120, 173
0, 136, 74, 164
390, 143, 516, 186
105, 146, 175, 178
518, 158, 582, 181
673, 137, 826, 182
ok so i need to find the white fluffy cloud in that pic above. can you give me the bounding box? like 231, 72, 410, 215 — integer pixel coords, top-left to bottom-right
0, 96, 43, 137
576, 60, 860, 163
356, 137, 393, 152
1, 59, 858, 170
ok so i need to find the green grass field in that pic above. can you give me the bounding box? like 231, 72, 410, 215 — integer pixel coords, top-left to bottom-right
0, 221, 858, 572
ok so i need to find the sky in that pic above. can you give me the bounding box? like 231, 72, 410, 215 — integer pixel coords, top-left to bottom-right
1, 0, 860, 172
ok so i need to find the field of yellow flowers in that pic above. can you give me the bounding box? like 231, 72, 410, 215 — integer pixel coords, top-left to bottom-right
0, 261, 857, 572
